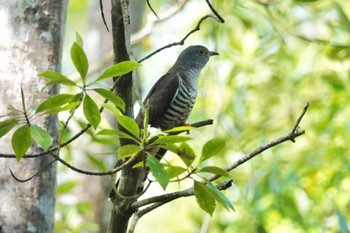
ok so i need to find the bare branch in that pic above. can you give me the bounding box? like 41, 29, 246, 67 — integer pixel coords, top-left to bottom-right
146, 0, 159, 19
131, 180, 232, 215
129, 103, 309, 217
209, 102, 309, 181
138, 14, 223, 63
9, 159, 57, 182
205, 0, 225, 23
99, 0, 110, 32
131, 0, 189, 45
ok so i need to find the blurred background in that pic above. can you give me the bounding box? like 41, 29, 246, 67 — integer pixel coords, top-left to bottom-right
55, 0, 350, 232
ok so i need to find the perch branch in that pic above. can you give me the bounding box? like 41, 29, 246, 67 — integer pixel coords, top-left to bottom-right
128, 180, 232, 231
129, 103, 309, 214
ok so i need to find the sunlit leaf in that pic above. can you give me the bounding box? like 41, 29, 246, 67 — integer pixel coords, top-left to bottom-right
38, 70, 76, 86
147, 155, 169, 190
87, 154, 108, 171
200, 138, 225, 162
118, 144, 142, 159
96, 61, 140, 81
194, 181, 216, 216
71, 42, 88, 82
56, 180, 80, 194
207, 181, 234, 211
165, 165, 187, 179
75, 31, 84, 47
0, 118, 18, 138
93, 88, 125, 112
101, 103, 140, 138
96, 129, 139, 142
30, 124, 53, 151
117, 115, 140, 138
152, 135, 191, 145
36, 94, 79, 113
198, 166, 230, 177
177, 142, 196, 167
83, 94, 101, 129
11, 125, 31, 161
163, 126, 193, 133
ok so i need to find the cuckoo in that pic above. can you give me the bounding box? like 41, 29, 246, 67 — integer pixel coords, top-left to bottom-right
135, 45, 219, 130
110, 45, 218, 200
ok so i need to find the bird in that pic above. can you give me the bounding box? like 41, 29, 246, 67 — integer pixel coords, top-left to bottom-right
109, 45, 218, 200
135, 45, 219, 130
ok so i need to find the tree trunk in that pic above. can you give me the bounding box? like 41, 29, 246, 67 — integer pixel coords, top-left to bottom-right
0, 0, 67, 232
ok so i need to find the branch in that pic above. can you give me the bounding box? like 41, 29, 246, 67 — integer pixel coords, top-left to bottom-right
209, 102, 309, 181
128, 180, 233, 231
0, 75, 124, 159
131, 0, 189, 45
146, 0, 159, 19
138, 14, 223, 63
205, 0, 225, 23
129, 103, 309, 216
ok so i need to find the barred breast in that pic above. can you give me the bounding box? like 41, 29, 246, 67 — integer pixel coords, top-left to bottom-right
159, 79, 197, 130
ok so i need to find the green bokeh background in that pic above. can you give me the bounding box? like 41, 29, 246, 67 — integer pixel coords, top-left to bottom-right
56, 0, 350, 232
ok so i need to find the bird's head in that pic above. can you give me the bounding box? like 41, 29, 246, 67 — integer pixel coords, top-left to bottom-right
174, 45, 219, 71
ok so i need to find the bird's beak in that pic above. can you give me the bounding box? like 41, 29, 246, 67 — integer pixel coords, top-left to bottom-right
209, 51, 219, 56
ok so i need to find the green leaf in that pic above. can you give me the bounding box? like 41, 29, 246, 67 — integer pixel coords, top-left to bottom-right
152, 135, 191, 145
177, 142, 196, 167
147, 155, 169, 190
30, 125, 53, 151
198, 166, 230, 177
0, 118, 18, 138
117, 115, 140, 139
36, 94, 78, 113
118, 144, 142, 159
11, 125, 31, 161
86, 154, 108, 171
75, 31, 84, 47
93, 88, 125, 112
56, 181, 79, 194
336, 207, 350, 233
207, 181, 235, 211
165, 165, 187, 179
96, 129, 118, 135
101, 103, 140, 138
194, 181, 216, 216
101, 103, 122, 115
200, 138, 225, 163
97, 129, 140, 142
334, 2, 350, 33
38, 70, 76, 86
163, 126, 193, 133
71, 42, 88, 82
96, 61, 140, 82
83, 94, 101, 129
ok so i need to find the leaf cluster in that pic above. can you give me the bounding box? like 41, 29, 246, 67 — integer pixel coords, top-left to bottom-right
0, 33, 140, 160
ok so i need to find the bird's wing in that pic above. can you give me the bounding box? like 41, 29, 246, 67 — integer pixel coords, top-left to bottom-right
136, 72, 180, 128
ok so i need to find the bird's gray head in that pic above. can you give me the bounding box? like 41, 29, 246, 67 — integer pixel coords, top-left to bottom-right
171, 45, 219, 72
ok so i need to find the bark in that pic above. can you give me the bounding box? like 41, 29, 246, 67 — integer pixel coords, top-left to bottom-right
0, 0, 67, 232
107, 1, 144, 232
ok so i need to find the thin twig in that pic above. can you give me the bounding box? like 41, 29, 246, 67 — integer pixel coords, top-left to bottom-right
138, 14, 222, 63
9, 159, 57, 182
205, 0, 225, 23
146, 0, 159, 19
131, 0, 189, 44
99, 0, 110, 32
131, 180, 232, 212
130, 103, 309, 212
208, 103, 309, 181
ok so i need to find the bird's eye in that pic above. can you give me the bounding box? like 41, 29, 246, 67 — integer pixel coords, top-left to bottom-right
197, 48, 206, 56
